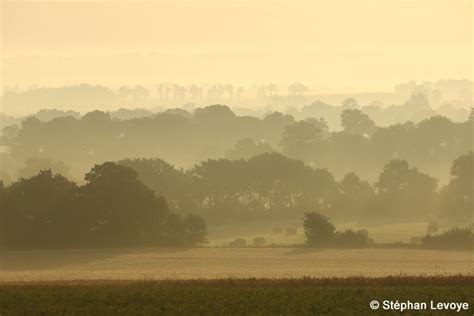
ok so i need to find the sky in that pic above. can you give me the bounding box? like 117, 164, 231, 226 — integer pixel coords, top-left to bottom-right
1, 0, 472, 93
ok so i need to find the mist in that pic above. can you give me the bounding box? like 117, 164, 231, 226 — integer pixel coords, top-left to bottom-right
0, 1, 473, 314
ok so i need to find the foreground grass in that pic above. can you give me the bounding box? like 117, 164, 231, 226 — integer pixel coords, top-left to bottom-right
0, 276, 473, 315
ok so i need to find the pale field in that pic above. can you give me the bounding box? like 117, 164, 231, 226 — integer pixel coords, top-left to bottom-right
0, 248, 472, 282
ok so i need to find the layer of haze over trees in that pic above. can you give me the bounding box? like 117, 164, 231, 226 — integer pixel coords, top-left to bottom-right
2, 79, 472, 121
1, 1, 472, 253
1, 85, 472, 184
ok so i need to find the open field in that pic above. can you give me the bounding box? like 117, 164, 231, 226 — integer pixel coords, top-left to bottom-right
0, 276, 473, 315
1, 248, 472, 282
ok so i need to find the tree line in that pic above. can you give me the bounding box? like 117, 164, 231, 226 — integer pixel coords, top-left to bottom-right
1, 103, 472, 184
0, 152, 471, 249
118, 152, 472, 226
0, 163, 206, 249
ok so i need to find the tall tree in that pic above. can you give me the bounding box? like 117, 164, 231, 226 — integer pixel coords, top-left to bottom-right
439, 152, 473, 223
340, 109, 376, 137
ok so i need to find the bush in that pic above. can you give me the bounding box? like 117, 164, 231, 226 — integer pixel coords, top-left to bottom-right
303, 213, 335, 246
334, 230, 371, 248
253, 237, 266, 246
229, 238, 247, 247
303, 212, 371, 248
422, 227, 473, 250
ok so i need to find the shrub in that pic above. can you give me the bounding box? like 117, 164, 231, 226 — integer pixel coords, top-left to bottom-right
253, 237, 266, 246
303, 213, 336, 246
303, 212, 372, 248
229, 238, 247, 247
422, 227, 473, 250
334, 229, 371, 248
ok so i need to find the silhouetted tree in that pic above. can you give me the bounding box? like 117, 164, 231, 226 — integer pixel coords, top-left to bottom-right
280, 121, 322, 160
117, 158, 191, 212
336, 172, 375, 220
374, 160, 438, 221
403, 92, 430, 110
340, 109, 376, 137
303, 212, 336, 246
439, 152, 473, 223
288, 82, 308, 96
0, 170, 77, 248
341, 98, 359, 110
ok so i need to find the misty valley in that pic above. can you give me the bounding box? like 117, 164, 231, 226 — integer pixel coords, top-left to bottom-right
1, 0, 473, 313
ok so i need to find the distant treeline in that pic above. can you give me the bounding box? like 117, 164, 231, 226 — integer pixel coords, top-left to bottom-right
1, 102, 473, 184
2, 79, 472, 118
0, 163, 206, 249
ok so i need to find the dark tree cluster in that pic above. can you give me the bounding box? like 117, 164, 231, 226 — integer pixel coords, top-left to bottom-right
0, 163, 206, 249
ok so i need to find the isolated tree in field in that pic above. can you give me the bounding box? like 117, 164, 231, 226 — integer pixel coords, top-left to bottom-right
303, 212, 336, 246
340, 109, 376, 137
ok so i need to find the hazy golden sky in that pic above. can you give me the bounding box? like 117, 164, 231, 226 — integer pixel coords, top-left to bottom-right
1, 0, 472, 92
